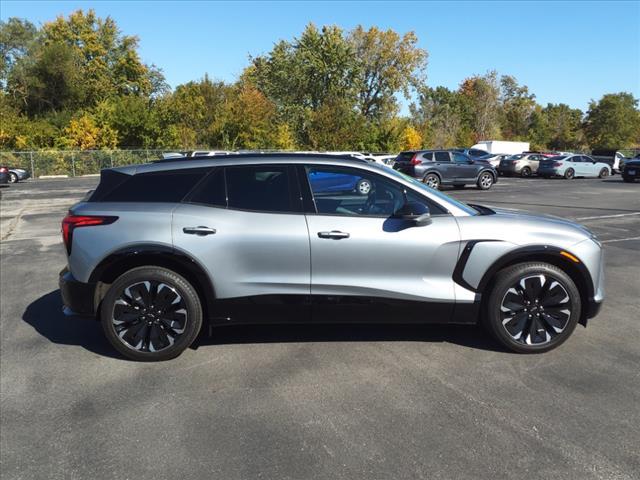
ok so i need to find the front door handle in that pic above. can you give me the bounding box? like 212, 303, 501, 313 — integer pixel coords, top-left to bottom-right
183, 226, 216, 236
318, 230, 350, 239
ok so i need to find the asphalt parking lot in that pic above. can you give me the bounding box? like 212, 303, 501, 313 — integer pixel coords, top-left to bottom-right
1, 176, 639, 480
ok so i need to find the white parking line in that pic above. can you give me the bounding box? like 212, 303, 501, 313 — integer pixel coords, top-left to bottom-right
601, 236, 640, 244
576, 212, 640, 221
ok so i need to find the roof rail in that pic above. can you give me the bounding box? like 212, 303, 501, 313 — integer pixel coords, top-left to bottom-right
153, 152, 371, 164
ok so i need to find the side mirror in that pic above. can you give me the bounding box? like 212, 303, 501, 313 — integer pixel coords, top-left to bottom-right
395, 201, 432, 226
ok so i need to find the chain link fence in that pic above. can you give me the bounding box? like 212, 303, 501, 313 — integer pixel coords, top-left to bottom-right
0, 150, 177, 179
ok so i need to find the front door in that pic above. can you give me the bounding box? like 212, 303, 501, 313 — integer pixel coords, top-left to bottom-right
301, 165, 461, 323
451, 152, 478, 181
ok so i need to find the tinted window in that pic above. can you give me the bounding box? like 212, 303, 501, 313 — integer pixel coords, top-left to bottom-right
306, 166, 446, 217
421, 152, 433, 161
469, 149, 488, 157
452, 153, 470, 164
187, 169, 226, 207
226, 165, 298, 213
434, 152, 450, 162
396, 152, 416, 162
99, 169, 206, 202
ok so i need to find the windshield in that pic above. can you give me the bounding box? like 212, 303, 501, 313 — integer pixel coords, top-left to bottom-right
380, 165, 478, 215
507, 154, 524, 160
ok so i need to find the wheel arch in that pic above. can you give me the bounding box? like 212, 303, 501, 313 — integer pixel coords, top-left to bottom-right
422, 169, 442, 181
469, 245, 594, 326
88, 244, 216, 321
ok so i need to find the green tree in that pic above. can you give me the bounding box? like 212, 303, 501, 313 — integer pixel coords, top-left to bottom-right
500, 75, 536, 140
584, 93, 640, 149
529, 103, 584, 151
0, 18, 37, 86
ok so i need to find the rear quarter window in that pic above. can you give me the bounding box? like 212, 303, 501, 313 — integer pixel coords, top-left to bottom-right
96, 168, 208, 202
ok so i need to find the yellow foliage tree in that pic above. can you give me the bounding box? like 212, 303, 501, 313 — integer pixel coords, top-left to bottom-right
62, 114, 117, 149
400, 125, 422, 150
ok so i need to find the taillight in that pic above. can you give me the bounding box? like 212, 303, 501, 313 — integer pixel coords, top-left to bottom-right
0, 167, 7, 173
553, 162, 563, 167
61, 214, 117, 255
410, 154, 421, 166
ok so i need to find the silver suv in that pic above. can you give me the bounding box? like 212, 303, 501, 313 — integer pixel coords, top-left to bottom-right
59, 153, 605, 361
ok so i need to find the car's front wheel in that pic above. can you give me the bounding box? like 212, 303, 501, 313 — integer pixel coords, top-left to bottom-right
356, 178, 372, 195
520, 167, 532, 177
598, 168, 609, 179
483, 262, 581, 353
100, 266, 203, 361
476, 171, 494, 190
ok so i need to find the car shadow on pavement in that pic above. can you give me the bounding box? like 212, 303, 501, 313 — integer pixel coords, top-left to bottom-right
196, 322, 505, 353
24, 290, 505, 357
22, 290, 120, 359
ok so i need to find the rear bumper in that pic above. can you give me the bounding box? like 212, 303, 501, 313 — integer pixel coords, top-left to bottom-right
59, 268, 96, 316
393, 164, 417, 177
0, 173, 8, 184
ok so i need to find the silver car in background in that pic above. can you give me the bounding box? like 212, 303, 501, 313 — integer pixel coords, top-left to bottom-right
59, 153, 605, 361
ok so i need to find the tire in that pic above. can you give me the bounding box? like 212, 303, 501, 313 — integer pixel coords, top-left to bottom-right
423, 173, 441, 190
520, 167, 532, 178
356, 178, 372, 195
8, 172, 18, 183
564, 168, 575, 179
476, 171, 494, 190
598, 168, 609, 179
100, 266, 203, 361
483, 262, 581, 353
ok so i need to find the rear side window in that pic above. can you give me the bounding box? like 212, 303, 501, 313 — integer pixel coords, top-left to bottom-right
96, 169, 206, 202
421, 152, 433, 161
396, 152, 416, 162
434, 152, 450, 162
225, 165, 299, 213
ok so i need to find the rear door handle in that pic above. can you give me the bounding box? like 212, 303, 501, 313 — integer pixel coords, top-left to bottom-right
318, 230, 350, 239
183, 226, 216, 236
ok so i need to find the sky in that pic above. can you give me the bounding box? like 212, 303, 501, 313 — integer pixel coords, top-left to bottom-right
2, 0, 639, 112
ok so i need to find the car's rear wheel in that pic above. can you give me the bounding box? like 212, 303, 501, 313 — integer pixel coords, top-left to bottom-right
356, 178, 372, 195
520, 167, 532, 178
564, 168, 575, 179
483, 262, 581, 353
101, 266, 203, 361
423, 173, 440, 190
8, 172, 18, 183
598, 168, 609, 179
476, 171, 494, 190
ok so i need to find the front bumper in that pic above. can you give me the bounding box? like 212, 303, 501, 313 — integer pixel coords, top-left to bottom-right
59, 268, 96, 316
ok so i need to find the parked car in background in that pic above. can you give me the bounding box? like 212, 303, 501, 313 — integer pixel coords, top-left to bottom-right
538, 155, 612, 179
621, 158, 640, 183
0, 166, 9, 185
8, 167, 30, 183
452, 148, 491, 159
59, 152, 605, 360
365, 154, 397, 166
471, 140, 530, 155
482, 153, 510, 169
591, 149, 627, 174
498, 153, 547, 177
393, 150, 497, 190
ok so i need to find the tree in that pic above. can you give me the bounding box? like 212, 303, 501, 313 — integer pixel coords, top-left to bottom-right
529, 103, 584, 151
61, 113, 117, 149
0, 18, 37, 86
500, 75, 536, 140
399, 125, 422, 150
411, 86, 463, 148
584, 93, 640, 149
459, 71, 501, 142
349, 26, 427, 120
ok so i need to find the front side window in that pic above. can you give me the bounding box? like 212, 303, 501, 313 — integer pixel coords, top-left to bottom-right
306, 166, 446, 217
225, 165, 298, 213
452, 153, 471, 164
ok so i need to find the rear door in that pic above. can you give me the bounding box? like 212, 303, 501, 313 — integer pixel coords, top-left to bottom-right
171, 165, 311, 323
301, 164, 461, 323
433, 151, 456, 182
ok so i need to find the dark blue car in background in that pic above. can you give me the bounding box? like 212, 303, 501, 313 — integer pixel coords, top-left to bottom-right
308, 168, 373, 195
